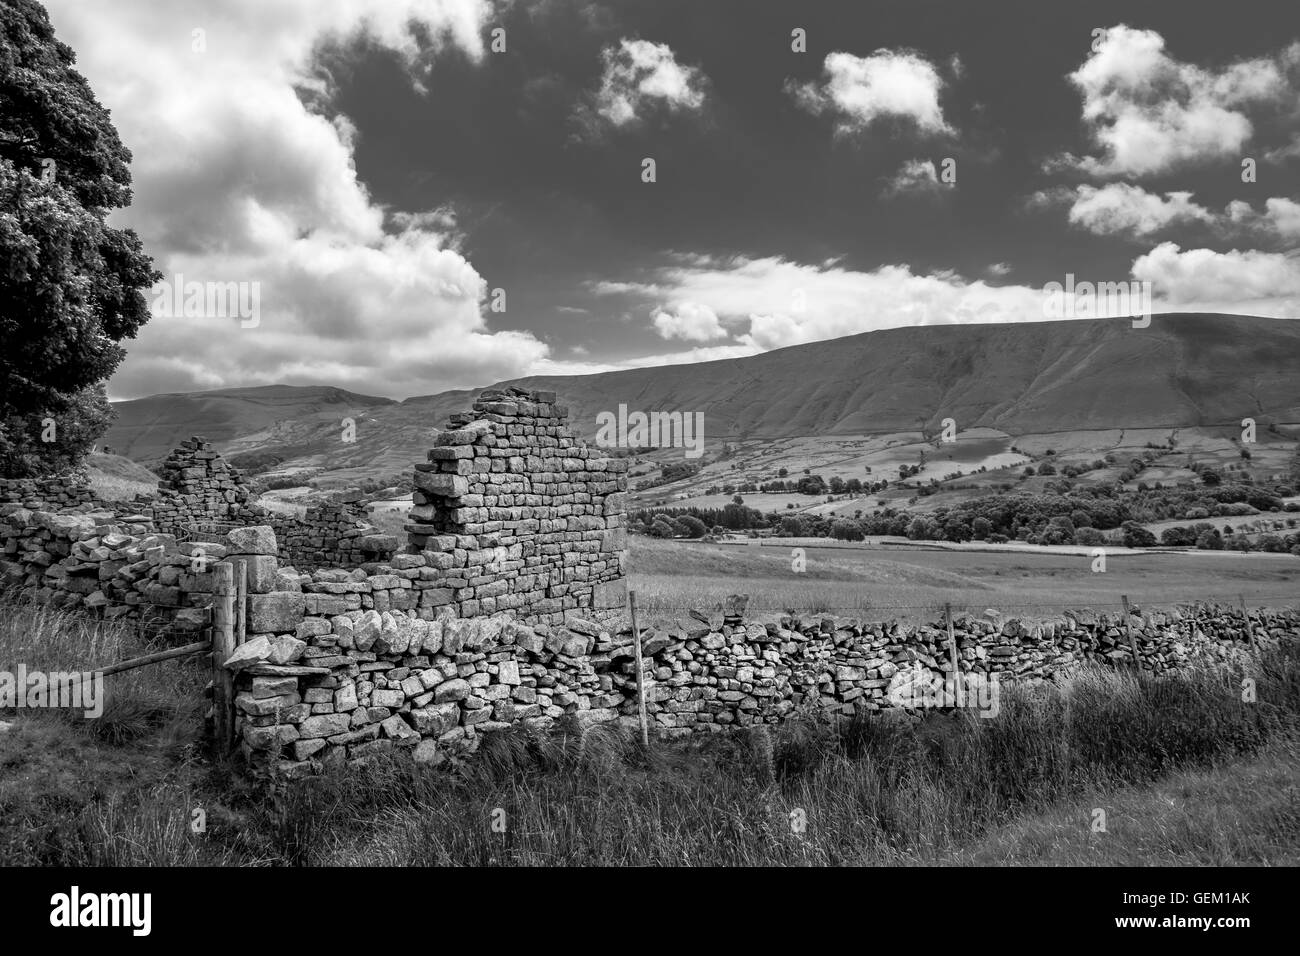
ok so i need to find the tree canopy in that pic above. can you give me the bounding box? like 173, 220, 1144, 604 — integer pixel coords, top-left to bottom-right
1, 0, 158, 476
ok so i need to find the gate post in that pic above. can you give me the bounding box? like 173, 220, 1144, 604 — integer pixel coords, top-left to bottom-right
212, 561, 236, 754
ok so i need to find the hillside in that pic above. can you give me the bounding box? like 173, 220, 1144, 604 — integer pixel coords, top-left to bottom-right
105, 385, 397, 464
104, 314, 1300, 477
483, 313, 1300, 440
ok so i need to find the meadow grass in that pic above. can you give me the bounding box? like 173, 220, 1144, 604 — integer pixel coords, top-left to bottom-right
627, 536, 1300, 618
2, 591, 1296, 866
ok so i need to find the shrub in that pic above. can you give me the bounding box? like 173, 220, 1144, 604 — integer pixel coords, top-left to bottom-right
1074, 527, 1106, 546
1121, 521, 1157, 548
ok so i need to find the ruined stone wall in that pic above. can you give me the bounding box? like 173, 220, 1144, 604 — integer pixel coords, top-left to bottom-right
226, 581, 1299, 775
265, 492, 399, 569
0, 476, 101, 510
0, 504, 212, 633
405, 387, 628, 622
130, 438, 393, 569
138, 437, 260, 536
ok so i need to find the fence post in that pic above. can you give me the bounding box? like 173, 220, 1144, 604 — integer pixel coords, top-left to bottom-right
1239, 594, 1256, 652
944, 602, 960, 705
212, 561, 236, 754
629, 589, 649, 748
234, 558, 248, 647
1120, 594, 1142, 673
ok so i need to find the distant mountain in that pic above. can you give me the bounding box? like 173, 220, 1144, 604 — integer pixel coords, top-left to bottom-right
105, 384, 395, 463
479, 313, 1300, 439
106, 314, 1300, 473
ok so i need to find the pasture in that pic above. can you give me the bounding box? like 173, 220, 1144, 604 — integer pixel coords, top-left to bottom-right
626, 536, 1300, 618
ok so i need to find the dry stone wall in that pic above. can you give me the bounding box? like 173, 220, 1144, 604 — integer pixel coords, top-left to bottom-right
405, 387, 628, 622
131, 438, 395, 568
0, 476, 101, 510
140, 437, 259, 536
0, 503, 214, 633
226, 572, 1299, 776
265, 492, 399, 569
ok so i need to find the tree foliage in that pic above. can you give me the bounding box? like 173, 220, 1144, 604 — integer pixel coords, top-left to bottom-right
0, 0, 158, 475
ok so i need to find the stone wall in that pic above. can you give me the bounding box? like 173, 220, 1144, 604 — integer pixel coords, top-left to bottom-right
266, 492, 399, 569
226, 581, 1299, 775
404, 387, 628, 622
139, 437, 259, 536
0, 504, 213, 633
0, 476, 101, 510
130, 438, 395, 569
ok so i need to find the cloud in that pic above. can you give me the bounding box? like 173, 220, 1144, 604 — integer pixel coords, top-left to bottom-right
1060, 25, 1300, 176
1131, 243, 1300, 315
789, 50, 953, 136
43, 0, 555, 400
1057, 183, 1215, 235
1032, 183, 1300, 242
651, 301, 727, 341
882, 158, 947, 198
594, 248, 1300, 358
987, 263, 1012, 277
594, 255, 1052, 352
1260, 198, 1300, 239
580, 38, 708, 132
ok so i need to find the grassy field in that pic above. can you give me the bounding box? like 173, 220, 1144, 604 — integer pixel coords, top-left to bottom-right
84, 452, 160, 502
2, 593, 1297, 866
626, 537, 1300, 619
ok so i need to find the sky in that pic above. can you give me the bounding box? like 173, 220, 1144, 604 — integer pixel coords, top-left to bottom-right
41, 0, 1300, 401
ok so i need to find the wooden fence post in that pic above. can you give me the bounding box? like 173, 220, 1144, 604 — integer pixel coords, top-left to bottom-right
234, 558, 248, 647
1239, 594, 1257, 652
629, 590, 649, 747
1120, 594, 1142, 673
212, 561, 236, 754
944, 602, 960, 706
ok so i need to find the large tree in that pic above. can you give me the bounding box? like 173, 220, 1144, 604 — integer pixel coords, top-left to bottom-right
0, 0, 158, 476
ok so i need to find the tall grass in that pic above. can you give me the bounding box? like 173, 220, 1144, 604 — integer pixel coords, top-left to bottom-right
3, 592, 1297, 866
263, 644, 1299, 866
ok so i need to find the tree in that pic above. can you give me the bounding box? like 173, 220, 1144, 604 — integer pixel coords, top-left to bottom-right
677, 515, 707, 538
1, 0, 159, 476
830, 518, 864, 541
1120, 521, 1156, 548
650, 518, 676, 538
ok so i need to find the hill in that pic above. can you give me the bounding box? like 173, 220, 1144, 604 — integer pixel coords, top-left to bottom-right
103, 314, 1300, 480
480, 313, 1300, 440
104, 385, 396, 464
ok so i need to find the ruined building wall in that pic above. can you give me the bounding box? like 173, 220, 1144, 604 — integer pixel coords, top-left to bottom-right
403, 387, 628, 622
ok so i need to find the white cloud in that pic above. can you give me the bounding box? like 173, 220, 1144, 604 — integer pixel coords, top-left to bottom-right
1131, 243, 1300, 315
1034, 183, 1300, 242
1063, 183, 1215, 235
594, 249, 1300, 358
651, 301, 726, 341
883, 159, 946, 198
1062, 25, 1300, 176
595, 256, 1051, 352
589, 38, 708, 129
1262, 198, 1300, 238
790, 50, 952, 136
43, 0, 554, 400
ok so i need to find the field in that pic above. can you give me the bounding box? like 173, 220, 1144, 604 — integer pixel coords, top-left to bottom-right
629, 423, 1299, 521
626, 537, 1300, 619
